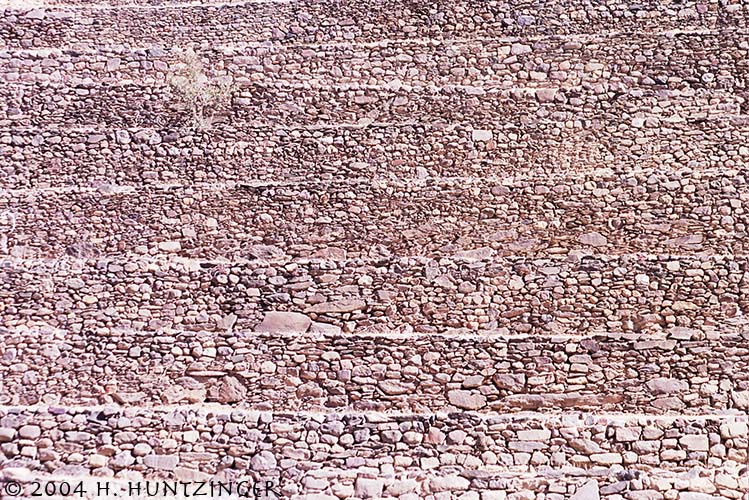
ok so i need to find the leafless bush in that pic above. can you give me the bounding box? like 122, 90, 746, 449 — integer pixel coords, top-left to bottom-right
168, 48, 234, 131
0, 210, 15, 256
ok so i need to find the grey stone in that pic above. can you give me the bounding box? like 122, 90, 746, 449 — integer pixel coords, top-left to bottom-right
447, 390, 487, 410
578, 231, 608, 247
309, 322, 342, 335
305, 299, 366, 314
429, 475, 471, 492
510, 43, 532, 55
25, 9, 46, 19
65, 431, 93, 442
0, 428, 16, 442
378, 380, 415, 395
731, 390, 749, 409
109, 451, 135, 469
18, 425, 41, 439
143, 455, 179, 471
255, 311, 311, 333
65, 278, 85, 290
615, 427, 641, 442
492, 373, 526, 391
471, 129, 493, 142
516, 430, 551, 441
214, 376, 247, 403
680, 494, 722, 500
133, 443, 152, 457
250, 451, 277, 471
158, 241, 181, 252
647, 378, 688, 395
719, 422, 748, 438
536, 88, 558, 103
355, 478, 384, 498
571, 481, 600, 500
679, 435, 708, 451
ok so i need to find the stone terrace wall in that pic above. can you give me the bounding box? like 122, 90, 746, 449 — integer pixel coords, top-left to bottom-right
1, 255, 746, 334
1, 170, 748, 259
2, 2, 747, 48
4, 118, 748, 188
2, 329, 749, 414
0, 407, 747, 499
2, 33, 747, 88
4, 83, 745, 129
3, 1, 749, 499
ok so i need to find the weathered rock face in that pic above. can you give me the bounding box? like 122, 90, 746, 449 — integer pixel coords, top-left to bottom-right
2, 0, 748, 498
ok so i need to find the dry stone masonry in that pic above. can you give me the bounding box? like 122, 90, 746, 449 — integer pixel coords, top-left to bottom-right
0, 407, 747, 498
2, 170, 749, 258
0, 0, 748, 499
2, 328, 749, 414
5, 120, 748, 188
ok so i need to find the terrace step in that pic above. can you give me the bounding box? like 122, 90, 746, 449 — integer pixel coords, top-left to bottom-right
1, 169, 748, 259
3, 78, 745, 130
2, 32, 747, 89
3, 1, 747, 48
3, 114, 748, 188
1, 326, 748, 414
0, 405, 746, 498
0, 254, 746, 335
3, 468, 747, 500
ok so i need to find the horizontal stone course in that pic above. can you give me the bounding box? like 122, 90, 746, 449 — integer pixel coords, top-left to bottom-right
1, 469, 745, 500
2, 327, 748, 414
3, 1, 747, 48
2, 169, 749, 259
4, 114, 748, 188
2, 32, 747, 89
0, 406, 747, 498
4, 78, 745, 129
0, 255, 746, 334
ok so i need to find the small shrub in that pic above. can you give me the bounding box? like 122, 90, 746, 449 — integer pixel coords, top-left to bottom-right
168, 48, 233, 131
0, 210, 16, 256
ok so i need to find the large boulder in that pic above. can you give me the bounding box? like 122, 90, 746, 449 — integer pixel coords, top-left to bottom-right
646, 378, 688, 395
255, 312, 311, 333
214, 376, 247, 403
447, 390, 487, 410
571, 481, 600, 500
305, 299, 366, 314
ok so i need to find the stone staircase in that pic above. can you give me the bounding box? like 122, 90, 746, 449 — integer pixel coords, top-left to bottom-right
1, 1, 749, 499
